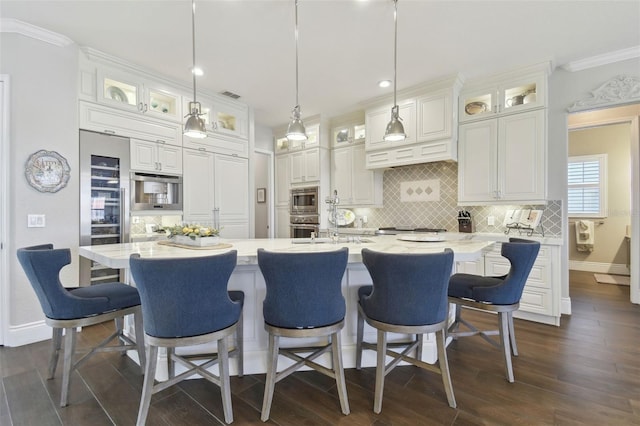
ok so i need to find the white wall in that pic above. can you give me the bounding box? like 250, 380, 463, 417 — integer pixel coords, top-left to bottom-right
254, 122, 273, 152
548, 57, 640, 304
1, 33, 79, 344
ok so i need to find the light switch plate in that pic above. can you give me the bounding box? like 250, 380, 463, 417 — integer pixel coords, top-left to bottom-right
487, 216, 495, 226
28, 214, 45, 228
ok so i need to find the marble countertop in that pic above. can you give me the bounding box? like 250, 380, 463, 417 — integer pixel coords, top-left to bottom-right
79, 235, 495, 270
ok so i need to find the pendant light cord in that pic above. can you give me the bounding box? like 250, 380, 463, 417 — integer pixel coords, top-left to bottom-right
191, 0, 198, 105
393, 0, 398, 108
294, 0, 300, 109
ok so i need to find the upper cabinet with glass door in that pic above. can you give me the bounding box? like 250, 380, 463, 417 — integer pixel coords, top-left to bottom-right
183, 94, 249, 140
459, 66, 548, 123
210, 96, 249, 140
332, 122, 365, 148
97, 68, 183, 123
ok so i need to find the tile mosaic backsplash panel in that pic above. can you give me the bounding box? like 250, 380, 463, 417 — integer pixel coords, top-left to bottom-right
354, 162, 562, 237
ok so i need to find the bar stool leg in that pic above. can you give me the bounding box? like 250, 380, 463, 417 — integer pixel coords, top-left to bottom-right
261, 333, 279, 422
373, 330, 387, 414
136, 344, 158, 426
499, 312, 514, 383
507, 311, 518, 356
48, 327, 63, 379
331, 331, 350, 415
134, 311, 146, 372
355, 309, 364, 370
236, 313, 244, 377
218, 337, 233, 424
436, 329, 456, 408
60, 327, 77, 407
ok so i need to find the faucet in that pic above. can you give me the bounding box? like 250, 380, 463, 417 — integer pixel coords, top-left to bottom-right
326, 189, 340, 243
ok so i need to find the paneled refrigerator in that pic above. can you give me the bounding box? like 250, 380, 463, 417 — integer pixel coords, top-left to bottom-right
79, 130, 130, 285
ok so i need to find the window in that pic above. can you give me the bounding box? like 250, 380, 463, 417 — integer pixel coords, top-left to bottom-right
568, 154, 607, 217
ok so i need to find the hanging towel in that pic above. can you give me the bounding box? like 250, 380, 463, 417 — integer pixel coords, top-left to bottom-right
575, 220, 595, 252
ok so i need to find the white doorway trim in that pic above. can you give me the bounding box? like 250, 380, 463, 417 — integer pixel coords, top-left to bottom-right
254, 148, 274, 238
1, 75, 11, 345
568, 107, 640, 304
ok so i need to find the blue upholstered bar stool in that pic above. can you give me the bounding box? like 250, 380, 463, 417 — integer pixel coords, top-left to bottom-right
448, 238, 540, 383
356, 248, 457, 413
257, 247, 350, 422
129, 251, 243, 425
16, 244, 146, 408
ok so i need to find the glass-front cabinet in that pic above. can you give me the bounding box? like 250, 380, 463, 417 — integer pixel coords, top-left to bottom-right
459, 72, 546, 123
182, 95, 249, 140
97, 68, 182, 122
332, 123, 365, 147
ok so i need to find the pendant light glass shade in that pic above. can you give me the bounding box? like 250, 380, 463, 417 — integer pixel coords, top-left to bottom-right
286, 0, 308, 142
384, 0, 406, 142
184, 0, 207, 139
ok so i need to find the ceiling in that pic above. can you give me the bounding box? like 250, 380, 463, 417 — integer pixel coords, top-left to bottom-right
2, 1, 639, 129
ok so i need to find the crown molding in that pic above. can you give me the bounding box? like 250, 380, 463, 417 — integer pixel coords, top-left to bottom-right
568, 75, 640, 112
561, 46, 640, 72
0, 19, 74, 47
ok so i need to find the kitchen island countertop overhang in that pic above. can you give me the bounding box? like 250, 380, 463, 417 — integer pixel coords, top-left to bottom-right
79, 236, 495, 379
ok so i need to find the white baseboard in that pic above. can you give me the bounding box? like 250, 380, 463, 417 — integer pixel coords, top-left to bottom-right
5, 320, 50, 347
568, 261, 629, 275
561, 297, 572, 315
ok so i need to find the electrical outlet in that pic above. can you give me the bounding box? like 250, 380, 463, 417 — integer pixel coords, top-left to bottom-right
487, 216, 495, 226
27, 214, 46, 228
132, 216, 140, 224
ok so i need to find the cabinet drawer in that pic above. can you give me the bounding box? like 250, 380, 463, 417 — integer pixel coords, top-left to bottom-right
519, 288, 552, 316
80, 101, 181, 146
183, 135, 248, 158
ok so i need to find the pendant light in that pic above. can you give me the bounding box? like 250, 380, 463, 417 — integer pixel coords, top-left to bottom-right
184, 0, 207, 139
286, 0, 308, 142
383, 0, 406, 142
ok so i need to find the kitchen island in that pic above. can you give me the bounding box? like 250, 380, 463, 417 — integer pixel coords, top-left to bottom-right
79, 236, 494, 379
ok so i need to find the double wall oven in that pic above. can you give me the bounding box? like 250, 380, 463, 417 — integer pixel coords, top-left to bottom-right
290, 186, 319, 238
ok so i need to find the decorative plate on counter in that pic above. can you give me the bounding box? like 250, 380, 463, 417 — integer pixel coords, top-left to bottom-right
465, 101, 488, 115
328, 209, 355, 226
398, 235, 445, 242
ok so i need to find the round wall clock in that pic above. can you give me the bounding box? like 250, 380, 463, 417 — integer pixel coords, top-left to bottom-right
25, 150, 71, 193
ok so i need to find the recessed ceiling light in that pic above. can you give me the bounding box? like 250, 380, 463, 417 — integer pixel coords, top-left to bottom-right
192, 67, 203, 76
378, 80, 392, 88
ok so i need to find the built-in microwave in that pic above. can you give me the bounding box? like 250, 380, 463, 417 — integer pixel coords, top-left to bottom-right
290, 186, 319, 215
130, 172, 183, 211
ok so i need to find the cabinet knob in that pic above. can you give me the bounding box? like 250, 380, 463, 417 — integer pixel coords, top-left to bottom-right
104, 129, 116, 134
157, 139, 166, 144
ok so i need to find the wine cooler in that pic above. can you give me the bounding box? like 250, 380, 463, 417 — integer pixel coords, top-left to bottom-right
79, 130, 131, 285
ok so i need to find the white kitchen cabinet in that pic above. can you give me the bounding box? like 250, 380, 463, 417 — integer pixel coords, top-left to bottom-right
182, 148, 215, 223
416, 89, 454, 142
275, 154, 291, 206
291, 148, 320, 184
483, 243, 558, 325
182, 149, 249, 238
79, 101, 182, 146
459, 67, 548, 123
97, 67, 183, 122
331, 145, 382, 207
183, 134, 248, 158
332, 123, 365, 148
182, 94, 249, 142
365, 99, 416, 152
276, 206, 290, 239
458, 109, 546, 205
274, 122, 321, 153
130, 138, 183, 175
364, 75, 462, 169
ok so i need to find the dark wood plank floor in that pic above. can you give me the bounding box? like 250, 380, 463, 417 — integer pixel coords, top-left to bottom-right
1, 270, 639, 425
